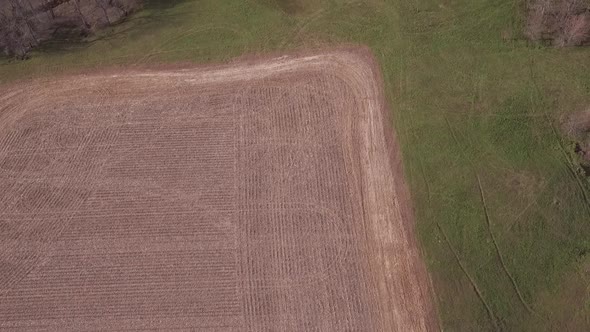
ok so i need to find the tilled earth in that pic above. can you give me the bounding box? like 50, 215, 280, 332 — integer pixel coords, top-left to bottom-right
0, 48, 437, 331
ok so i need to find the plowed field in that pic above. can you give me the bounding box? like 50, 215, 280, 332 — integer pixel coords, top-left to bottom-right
0, 48, 436, 331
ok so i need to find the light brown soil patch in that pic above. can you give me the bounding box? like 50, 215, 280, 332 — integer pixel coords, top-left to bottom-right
0, 47, 437, 331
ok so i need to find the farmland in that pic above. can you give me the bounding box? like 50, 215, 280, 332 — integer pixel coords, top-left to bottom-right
0, 49, 436, 330
0, 0, 589, 330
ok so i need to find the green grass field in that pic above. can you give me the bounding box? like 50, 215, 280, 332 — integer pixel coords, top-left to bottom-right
1, 0, 589, 330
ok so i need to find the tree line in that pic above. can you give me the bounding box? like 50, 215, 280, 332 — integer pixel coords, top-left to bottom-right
525, 0, 590, 46
0, 0, 141, 58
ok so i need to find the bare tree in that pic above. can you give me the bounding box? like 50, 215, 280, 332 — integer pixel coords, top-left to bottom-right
525, 0, 590, 46
10, 0, 38, 44
72, 0, 90, 29
0, 0, 141, 58
110, 0, 134, 16
0, 0, 39, 58
95, 0, 111, 25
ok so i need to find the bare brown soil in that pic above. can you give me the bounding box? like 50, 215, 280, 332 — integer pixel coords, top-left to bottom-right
0, 47, 437, 331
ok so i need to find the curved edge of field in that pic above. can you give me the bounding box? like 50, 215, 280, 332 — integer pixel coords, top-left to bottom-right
328, 48, 440, 331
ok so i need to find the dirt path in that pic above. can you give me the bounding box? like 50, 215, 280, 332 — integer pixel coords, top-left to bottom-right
0, 47, 437, 331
